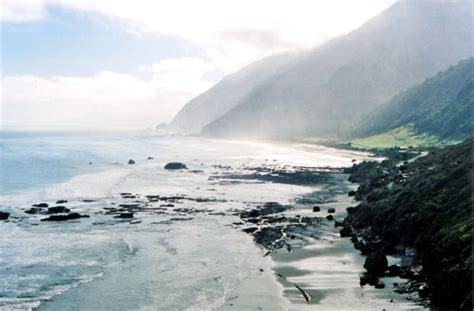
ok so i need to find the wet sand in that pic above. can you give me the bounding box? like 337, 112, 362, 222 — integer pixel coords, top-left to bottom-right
221, 175, 427, 311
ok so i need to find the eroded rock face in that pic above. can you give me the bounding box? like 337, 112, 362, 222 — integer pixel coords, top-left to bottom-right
164, 162, 187, 170
364, 250, 388, 276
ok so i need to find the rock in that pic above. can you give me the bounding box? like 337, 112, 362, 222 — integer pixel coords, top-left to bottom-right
363, 250, 388, 276
164, 162, 187, 170
118, 204, 140, 209
246, 218, 261, 224
374, 281, 386, 289
47, 206, 71, 214
241, 209, 260, 218
360, 273, 379, 286
115, 212, 134, 218
326, 215, 334, 221
127, 159, 135, 165
25, 207, 43, 214
346, 207, 356, 214
242, 227, 258, 234
340, 226, 352, 237
418, 284, 430, 298
348, 190, 356, 197
41, 213, 89, 221
254, 227, 283, 248
312, 206, 321, 212
56, 200, 68, 204
387, 264, 401, 276
327, 208, 336, 213
0, 212, 10, 220
33, 203, 49, 208
147, 156, 154, 160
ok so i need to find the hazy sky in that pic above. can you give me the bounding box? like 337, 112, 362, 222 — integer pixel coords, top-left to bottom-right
1, 0, 396, 129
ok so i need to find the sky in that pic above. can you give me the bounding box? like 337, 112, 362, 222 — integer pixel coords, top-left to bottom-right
1, 0, 396, 130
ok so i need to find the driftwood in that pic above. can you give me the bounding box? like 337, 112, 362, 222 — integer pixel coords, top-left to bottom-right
293, 283, 311, 304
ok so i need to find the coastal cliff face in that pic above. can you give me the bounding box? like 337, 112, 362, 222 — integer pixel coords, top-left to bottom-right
171, 0, 473, 139
344, 138, 473, 309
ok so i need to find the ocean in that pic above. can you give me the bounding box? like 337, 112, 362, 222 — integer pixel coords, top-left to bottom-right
0, 130, 423, 310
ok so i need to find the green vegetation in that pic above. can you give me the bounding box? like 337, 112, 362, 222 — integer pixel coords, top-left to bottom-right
349, 124, 458, 149
353, 58, 474, 142
345, 138, 473, 309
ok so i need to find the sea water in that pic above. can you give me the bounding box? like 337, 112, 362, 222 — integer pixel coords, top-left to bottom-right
0, 130, 381, 310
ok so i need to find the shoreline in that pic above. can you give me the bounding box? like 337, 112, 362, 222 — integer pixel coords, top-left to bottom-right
1, 136, 416, 310
223, 170, 427, 310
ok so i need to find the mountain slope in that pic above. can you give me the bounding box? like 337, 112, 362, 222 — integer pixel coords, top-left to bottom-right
194, 0, 473, 139
167, 53, 297, 134
352, 58, 474, 143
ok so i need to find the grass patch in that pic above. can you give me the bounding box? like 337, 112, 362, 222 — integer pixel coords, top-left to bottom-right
349, 125, 457, 149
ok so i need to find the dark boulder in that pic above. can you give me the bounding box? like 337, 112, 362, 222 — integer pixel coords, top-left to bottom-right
25, 207, 43, 214
47, 206, 71, 214
33, 203, 49, 208
360, 273, 379, 286
363, 251, 388, 276
164, 162, 187, 170
147, 156, 154, 160
387, 264, 401, 276
246, 218, 261, 224
115, 212, 134, 218
312, 206, 321, 212
56, 200, 68, 204
346, 207, 356, 214
242, 227, 258, 234
348, 190, 356, 197
0, 212, 10, 220
326, 215, 334, 221
127, 159, 135, 165
241, 209, 261, 218
374, 281, 386, 289
327, 208, 336, 213
41, 213, 89, 221
340, 226, 353, 237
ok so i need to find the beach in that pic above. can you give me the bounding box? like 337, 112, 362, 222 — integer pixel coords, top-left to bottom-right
0, 131, 424, 310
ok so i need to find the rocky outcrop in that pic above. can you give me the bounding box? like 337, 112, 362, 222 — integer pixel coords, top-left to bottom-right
164, 162, 187, 170
41, 213, 90, 221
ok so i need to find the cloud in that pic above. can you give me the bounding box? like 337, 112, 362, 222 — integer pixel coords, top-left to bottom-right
1, 58, 214, 129
1, 0, 396, 129
2, 0, 396, 69
0, 0, 47, 22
